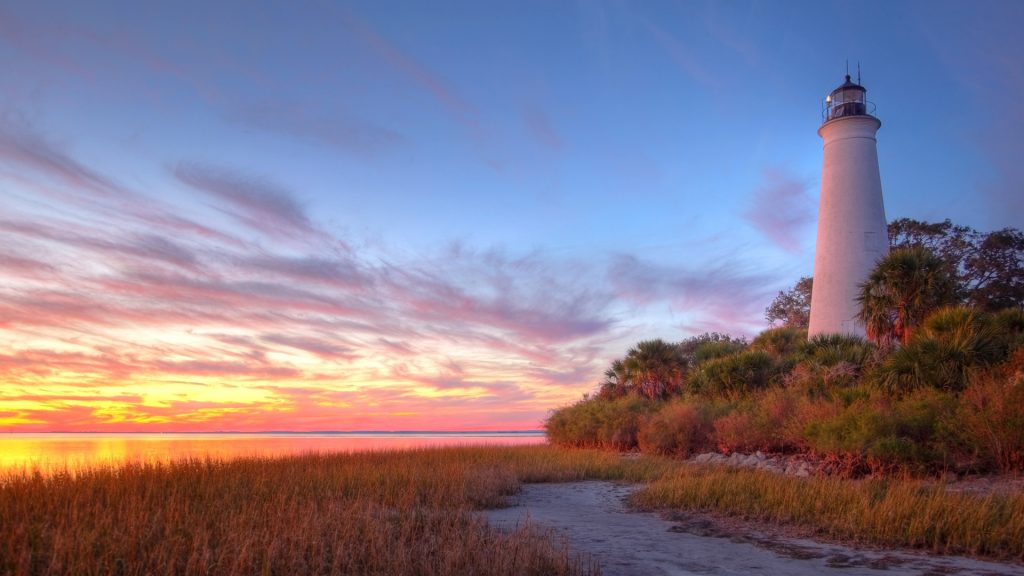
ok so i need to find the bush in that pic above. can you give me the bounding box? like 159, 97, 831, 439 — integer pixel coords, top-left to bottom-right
750, 326, 807, 359
545, 396, 655, 450
637, 400, 713, 457
955, 370, 1024, 472
712, 388, 804, 453
785, 334, 874, 397
804, 389, 958, 475
869, 306, 1006, 394
689, 350, 778, 397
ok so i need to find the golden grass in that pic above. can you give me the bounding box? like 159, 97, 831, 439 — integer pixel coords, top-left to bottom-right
632, 465, 1024, 561
0, 446, 631, 576
2, 445, 1021, 575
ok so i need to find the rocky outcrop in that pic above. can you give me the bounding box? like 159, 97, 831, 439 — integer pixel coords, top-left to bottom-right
689, 451, 817, 477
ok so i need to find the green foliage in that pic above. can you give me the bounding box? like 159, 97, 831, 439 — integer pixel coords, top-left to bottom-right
598, 339, 687, 400
679, 332, 748, 365
785, 334, 875, 397
545, 396, 655, 450
869, 306, 1010, 394
889, 218, 1024, 310
689, 350, 778, 397
551, 299, 1024, 477
804, 389, 957, 474
750, 326, 807, 359
857, 246, 958, 346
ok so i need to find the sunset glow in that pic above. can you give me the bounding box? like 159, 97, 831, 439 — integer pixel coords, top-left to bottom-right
2, 2, 1021, 432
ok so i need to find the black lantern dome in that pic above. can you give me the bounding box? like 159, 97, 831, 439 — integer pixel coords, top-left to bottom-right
823, 74, 875, 123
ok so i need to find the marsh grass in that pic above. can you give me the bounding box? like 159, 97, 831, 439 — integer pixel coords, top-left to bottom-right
632, 465, 1024, 561
0, 446, 636, 576
2, 445, 1021, 575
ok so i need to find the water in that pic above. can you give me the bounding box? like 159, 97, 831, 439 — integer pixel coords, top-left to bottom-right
0, 431, 546, 474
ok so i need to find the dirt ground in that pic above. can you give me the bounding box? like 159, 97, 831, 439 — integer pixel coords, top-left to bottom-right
485, 481, 1024, 576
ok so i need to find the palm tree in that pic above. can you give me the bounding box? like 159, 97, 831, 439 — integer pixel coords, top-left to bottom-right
619, 339, 687, 400
870, 305, 1005, 394
856, 247, 957, 346
597, 359, 628, 399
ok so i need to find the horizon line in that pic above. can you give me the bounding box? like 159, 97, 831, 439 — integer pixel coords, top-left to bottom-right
0, 429, 546, 435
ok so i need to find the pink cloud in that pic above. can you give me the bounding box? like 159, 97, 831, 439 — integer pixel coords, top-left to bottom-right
0, 118, 126, 197
743, 168, 815, 253
0, 251, 55, 278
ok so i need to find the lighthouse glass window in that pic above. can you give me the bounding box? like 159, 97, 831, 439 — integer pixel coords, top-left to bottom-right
833, 88, 865, 118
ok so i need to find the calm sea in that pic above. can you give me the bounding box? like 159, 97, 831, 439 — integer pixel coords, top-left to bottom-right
0, 432, 546, 473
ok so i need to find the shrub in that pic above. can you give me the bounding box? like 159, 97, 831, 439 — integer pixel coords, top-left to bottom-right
955, 370, 1024, 472
545, 396, 655, 450
690, 340, 747, 365
689, 350, 778, 397
786, 334, 874, 397
804, 389, 957, 475
637, 400, 713, 457
869, 306, 1006, 394
750, 326, 807, 359
712, 388, 804, 453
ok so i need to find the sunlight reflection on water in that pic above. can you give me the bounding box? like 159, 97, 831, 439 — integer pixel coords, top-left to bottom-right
0, 432, 545, 474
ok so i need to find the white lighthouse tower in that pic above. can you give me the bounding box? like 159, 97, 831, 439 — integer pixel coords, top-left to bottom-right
808, 74, 889, 338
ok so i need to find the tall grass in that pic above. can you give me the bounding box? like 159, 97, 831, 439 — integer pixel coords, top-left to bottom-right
3, 445, 1022, 573
632, 465, 1024, 560
0, 446, 645, 576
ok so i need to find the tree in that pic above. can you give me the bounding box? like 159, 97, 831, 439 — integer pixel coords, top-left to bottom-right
856, 247, 958, 347
620, 339, 687, 400
598, 339, 688, 400
889, 218, 1023, 310
965, 228, 1024, 310
765, 276, 813, 327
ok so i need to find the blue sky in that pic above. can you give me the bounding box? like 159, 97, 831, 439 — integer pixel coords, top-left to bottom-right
1, 1, 1021, 430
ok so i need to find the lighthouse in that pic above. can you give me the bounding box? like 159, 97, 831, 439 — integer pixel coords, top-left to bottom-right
807, 74, 889, 338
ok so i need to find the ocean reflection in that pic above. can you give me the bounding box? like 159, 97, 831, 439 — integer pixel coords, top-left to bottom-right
0, 432, 546, 474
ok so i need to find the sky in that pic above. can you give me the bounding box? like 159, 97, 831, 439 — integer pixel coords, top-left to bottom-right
1, 1, 1022, 432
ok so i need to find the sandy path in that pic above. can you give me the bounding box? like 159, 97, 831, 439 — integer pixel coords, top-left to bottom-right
485, 481, 1024, 576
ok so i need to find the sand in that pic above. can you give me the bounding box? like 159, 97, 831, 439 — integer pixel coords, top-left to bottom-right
485, 481, 1024, 576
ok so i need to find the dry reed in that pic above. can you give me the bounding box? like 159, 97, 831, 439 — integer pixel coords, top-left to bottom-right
0, 446, 625, 576
632, 465, 1024, 561
2, 445, 1020, 575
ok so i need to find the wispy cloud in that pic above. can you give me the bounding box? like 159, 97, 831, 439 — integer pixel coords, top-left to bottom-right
608, 253, 777, 335
0, 117, 125, 197
743, 168, 815, 253
333, 7, 479, 130
0, 119, 779, 431
173, 162, 317, 239
228, 101, 404, 158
